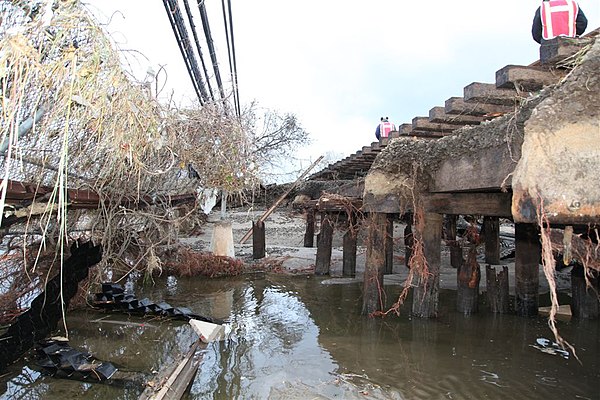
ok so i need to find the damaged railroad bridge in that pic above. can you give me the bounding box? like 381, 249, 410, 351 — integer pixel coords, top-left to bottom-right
293, 32, 600, 320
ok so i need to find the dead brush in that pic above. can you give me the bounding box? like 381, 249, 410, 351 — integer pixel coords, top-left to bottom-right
163, 247, 245, 278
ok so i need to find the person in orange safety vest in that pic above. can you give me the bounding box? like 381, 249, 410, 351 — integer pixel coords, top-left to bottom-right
532, 0, 587, 44
375, 117, 396, 140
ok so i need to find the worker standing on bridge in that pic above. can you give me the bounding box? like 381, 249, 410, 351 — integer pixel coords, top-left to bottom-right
532, 0, 588, 44
375, 117, 396, 140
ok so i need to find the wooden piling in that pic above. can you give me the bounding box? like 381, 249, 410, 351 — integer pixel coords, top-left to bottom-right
515, 223, 540, 317
315, 213, 334, 275
343, 214, 357, 277
384, 214, 394, 274
412, 212, 442, 318
304, 209, 315, 248
252, 220, 266, 259
570, 265, 599, 320
486, 265, 510, 313
362, 213, 387, 315
483, 216, 500, 265
404, 214, 413, 268
446, 215, 462, 268
457, 247, 480, 314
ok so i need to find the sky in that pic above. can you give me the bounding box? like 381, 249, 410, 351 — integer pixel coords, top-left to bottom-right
83, 0, 600, 179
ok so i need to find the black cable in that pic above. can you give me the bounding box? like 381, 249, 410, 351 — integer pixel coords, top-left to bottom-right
221, 0, 240, 117
170, 0, 209, 102
197, 0, 226, 102
182, 0, 215, 102
228, 0, 241, 117
162, 0, 203, 104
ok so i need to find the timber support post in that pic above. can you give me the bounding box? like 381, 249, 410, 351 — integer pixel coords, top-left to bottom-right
362, 212, 387, 315
483, 216, 500, 265
343, 213, 357, 277
412, 212, 442, 318
571, 265, 599, 320
486, 265, 510, 313
252, 220, 266, 259
457, 246, 480, 315
315, 212, 334, 275
304, 209, 315, 248
384, 214, 394, 274
404, 214, 413, 268
446, 215, 462, 268
515, 223, 540, 317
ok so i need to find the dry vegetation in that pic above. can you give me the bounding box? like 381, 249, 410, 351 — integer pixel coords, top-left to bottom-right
0, 1, 258, 319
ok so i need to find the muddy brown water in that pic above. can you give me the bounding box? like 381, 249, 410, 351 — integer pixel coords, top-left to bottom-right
1, 273, 599, 400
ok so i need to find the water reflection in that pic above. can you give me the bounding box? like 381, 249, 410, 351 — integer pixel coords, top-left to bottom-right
0, 275, 598, 399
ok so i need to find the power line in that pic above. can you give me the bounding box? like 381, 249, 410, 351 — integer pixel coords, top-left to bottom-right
196, 0, 226, 103
222, 0, 240, 117
162, 0, 209, 103
182, 0, 215, 102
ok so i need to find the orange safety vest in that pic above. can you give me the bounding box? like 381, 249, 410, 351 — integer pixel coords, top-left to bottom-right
541, 0, 579, 40
379, 122, 395, 138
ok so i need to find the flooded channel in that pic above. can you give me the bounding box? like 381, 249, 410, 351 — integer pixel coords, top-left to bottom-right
1, 273, 599, 399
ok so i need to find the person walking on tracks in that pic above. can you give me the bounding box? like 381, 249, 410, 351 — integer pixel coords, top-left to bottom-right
375, 117, 396, 140
532, 0, 588, 44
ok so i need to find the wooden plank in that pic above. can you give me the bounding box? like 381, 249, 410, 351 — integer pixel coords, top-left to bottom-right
412, 117, 457, 133
464, 82, 521, 106
304, 209, 315, 247
540, 35, 596, 66
445, 96, 514, 117
423, 193, 512, 218
495, 65, 566, 91
343, 214, 357, 277
428, 106, 483, 125
433, 144, 519, 193
252, 220, 266, 259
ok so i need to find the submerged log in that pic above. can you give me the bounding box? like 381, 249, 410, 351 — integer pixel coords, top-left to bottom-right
486, 265, 510, 313
0, 241, 103, 372
457, 247, 481, 315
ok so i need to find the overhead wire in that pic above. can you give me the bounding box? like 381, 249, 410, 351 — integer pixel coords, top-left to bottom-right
182, 0, 215, 102
196, 0, 227, 104
222, 0, 240, 118
162, 0, 209, 103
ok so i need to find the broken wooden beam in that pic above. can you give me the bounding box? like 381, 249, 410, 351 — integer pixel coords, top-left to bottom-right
495, 65, 566, 92
486, 265, 510, 313
464, 82, 522, 106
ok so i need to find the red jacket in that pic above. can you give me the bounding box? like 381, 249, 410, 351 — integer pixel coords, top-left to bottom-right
541, 0, 579, 40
